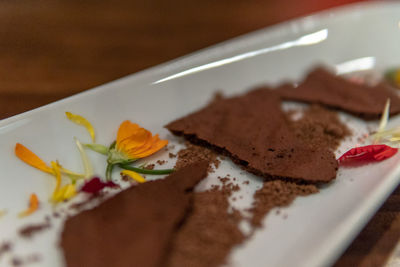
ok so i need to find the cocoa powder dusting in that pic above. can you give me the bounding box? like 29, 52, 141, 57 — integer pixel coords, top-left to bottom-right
166, 190, 245, 267
175, 142, 220, 173
251, 180, 318, 226
289, 104, 351, 151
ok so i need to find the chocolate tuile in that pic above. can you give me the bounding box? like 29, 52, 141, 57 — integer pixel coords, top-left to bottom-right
61, 161, 209, 267
166, 88, 338, 183
277, 67, 400, 119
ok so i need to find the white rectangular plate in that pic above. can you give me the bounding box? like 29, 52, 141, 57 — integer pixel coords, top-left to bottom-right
1, 2, 400, 267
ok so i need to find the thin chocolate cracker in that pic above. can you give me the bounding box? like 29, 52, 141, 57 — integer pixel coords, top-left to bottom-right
61, 161, 209, 267
277, 67, 400, 119
166, 88, 337, 183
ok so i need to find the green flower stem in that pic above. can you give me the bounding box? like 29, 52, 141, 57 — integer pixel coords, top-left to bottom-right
84, 143, 109, 155
109, 141, 116, 150
118, 163, 174, 175
106, 163, 115, 181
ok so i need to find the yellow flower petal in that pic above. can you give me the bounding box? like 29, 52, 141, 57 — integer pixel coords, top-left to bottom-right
18, 193, 39, 218
15, 143, 54, 174
66, 112, 96, 142
63, 184, 77, 200
50, 161, 62, 202
121, 170, 146, 183
52, 184, 77, 202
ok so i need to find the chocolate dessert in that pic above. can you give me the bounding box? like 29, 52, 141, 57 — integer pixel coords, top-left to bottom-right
277, 67, 400, 119
61, 161, 209, 267
165, 190, 245, 267
166, 88, 338, 183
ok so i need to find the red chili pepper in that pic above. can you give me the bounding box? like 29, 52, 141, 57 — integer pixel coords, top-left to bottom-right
80, 177, 118, 194
338, 144, 398, 165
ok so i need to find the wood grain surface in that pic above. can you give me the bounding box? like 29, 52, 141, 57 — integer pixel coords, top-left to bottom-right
2, 0, 397, 266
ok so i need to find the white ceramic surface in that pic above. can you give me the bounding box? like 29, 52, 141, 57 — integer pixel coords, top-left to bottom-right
1, 2, 400, 267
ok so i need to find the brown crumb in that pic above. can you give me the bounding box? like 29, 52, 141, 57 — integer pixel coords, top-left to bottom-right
122, 174, 131, 182
175, 142, 220, 173
169, 153, 176, 158
0, 242, 11, 258
250, 180, 318, 227
19, 223, 51, 238
156, 160, 166, 165
218, 177, 230, 184
11, 257, 22, 266
243, 181, 250, 185
10, 254, 41, 267
143, 164, 155, 170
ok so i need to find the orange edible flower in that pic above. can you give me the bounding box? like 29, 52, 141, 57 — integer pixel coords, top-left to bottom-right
15, 143, 54, 174
115, 121, 168, 160
19, 193, 39, 217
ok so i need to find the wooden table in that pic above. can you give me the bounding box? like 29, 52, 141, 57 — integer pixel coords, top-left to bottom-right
1, 0, 397, 266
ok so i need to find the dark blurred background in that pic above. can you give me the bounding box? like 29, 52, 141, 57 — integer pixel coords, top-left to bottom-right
0, 0, 364, 118
5, 0, 400, 266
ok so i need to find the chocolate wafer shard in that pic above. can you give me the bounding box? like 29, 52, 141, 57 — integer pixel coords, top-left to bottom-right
61, 161, 209, 267
277, 67, 400, 119
166, 89, 337, 183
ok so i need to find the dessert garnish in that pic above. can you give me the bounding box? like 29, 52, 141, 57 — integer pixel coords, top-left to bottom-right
338, 144, 398, 165
66, 112, 96, 142
18, 193, 39, 218
15, 144, 81, 203
14, 112, 172, 210
120, 170, 146, 183
338, 99, 399, 165
82, 120, 172, 180
80, 177, 118, 194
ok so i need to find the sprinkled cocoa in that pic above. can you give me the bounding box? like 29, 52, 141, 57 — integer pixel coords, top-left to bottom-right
174, 142, 220, 173
289, 104, 351, 151
165, 190, 245, 267
250, 180, 318, 227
